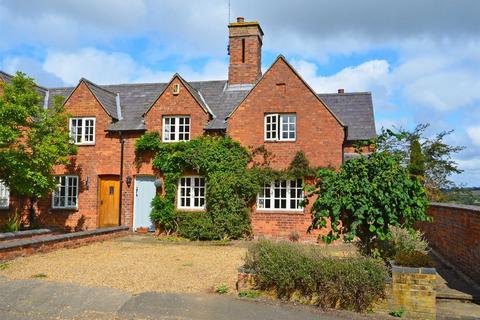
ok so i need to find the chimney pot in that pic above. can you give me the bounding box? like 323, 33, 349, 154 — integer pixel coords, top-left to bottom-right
237, 17, 245, 22
338, 88, 345, 94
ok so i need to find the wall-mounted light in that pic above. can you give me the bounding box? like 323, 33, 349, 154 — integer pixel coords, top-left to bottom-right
85, 176, 90, 190
154, 178, 163, 189
126, 176, 132, 188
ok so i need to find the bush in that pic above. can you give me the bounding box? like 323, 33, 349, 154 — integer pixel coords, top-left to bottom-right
394, 251, 434, 268
244, 240, 387, 312
2, 212, 21, 232
177, 212, 219, 240
373, 226, 429, 261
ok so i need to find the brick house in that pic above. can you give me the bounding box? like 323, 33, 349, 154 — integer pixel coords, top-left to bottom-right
0, 18, 375, 240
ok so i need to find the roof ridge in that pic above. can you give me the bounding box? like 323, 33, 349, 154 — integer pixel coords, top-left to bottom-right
317, 92, 371, 96
81, 78, 117, 95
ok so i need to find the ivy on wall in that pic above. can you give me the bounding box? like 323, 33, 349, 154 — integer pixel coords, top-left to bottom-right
135, 132, 314, 240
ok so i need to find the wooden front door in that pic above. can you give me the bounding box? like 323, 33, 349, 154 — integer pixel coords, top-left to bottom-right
98, 176, 120, 227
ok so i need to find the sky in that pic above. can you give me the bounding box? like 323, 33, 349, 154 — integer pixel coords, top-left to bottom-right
0, 0, 479, 186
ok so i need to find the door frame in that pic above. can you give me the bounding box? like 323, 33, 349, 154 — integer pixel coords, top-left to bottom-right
133, 175, 157, 231
97, 175, 120, 228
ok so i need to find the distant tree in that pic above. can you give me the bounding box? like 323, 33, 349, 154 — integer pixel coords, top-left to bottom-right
0, 72, 76, 225
376, 124, 464, 201
408, 138, 425, 181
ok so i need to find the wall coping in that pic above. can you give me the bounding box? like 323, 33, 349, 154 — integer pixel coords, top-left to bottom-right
0, 228, 53, 241
429, 202, 480, 213
0, 226, 128, 251
392, 264, 436, 275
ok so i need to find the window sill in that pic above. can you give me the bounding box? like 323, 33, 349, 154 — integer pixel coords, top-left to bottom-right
256, 209, 305, 215
74, 143, 95, 146
51, 207, 79, 211
176, 208, 206, 212
264, 140, 297, 143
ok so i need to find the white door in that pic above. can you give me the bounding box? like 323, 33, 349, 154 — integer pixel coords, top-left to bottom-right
133, 176, 156, 231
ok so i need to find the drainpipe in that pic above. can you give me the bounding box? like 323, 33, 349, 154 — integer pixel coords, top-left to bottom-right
119, 132, 125, 226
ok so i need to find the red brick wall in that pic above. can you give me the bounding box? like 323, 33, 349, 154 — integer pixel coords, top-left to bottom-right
228, 22, 262, 85
144, 77, 210, 138
417, 203, 480, 282
228, 57, 344, 241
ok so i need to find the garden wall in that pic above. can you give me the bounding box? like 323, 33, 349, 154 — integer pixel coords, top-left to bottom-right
417, 202, 480, 283
0, 226, 129, 261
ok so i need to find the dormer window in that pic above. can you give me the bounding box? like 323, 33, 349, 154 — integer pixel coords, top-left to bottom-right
264, 113, 296, 141
162, 116, 191, 142
69, 118, 95, 145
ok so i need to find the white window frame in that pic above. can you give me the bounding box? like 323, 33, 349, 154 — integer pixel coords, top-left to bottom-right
264, 113, 296, 141
52, 175, 79, 209
177, 176, 206, 210
257, 179, 304, 212
69, 117, 96, 145
0, 180, 10, 209
162, 116, 191, 142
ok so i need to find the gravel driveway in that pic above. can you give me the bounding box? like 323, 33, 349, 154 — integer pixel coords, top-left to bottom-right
0, 234, 247, 294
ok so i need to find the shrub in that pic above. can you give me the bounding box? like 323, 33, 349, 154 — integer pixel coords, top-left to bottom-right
394, 251, 435, 268
177, 212, 219, 240
2, 212, 21, 232
307, 151, 430, 255
384, 226, 429, 257
244, 240, 387, 312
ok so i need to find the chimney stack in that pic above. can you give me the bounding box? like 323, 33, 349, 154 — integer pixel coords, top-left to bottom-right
338, 88, 345, 94
228, 17, 264, 85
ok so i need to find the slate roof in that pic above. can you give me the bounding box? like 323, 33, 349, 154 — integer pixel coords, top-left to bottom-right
318, 92, 376, 141
1, 70, 376, 141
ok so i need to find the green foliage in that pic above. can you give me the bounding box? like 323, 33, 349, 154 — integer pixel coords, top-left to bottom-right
140, 135, 258, 240
376, 124, 464, 201
394, 251, 434, 268
238, 290, 260, 298
0, 262, 8, 270
137, 132, 315, 240
408, 138, 425, 180
288, 151, 315, 177
2, 211, 21, 232
31, 273, 48, 278
135, 131, 162, 155
244, 240, 387, 312
389, 308, 405, 317
307, 151, 430, 254
0, 72, 76, 204
384, 226, 429, 257
215, 284, 229, 294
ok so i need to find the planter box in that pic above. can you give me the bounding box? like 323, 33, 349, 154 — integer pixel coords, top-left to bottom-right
377, 265, 436, 320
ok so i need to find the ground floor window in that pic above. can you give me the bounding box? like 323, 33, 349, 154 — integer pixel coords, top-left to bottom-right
177, 176, 205, 209
52, 176, 79, 209
257, 179, 304, 211
0, 180, 9, 209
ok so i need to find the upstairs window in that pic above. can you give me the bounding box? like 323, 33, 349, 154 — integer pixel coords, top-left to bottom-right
257, 179, 303, 211
52, 176, 79, 209
177, 176, 206, 210
264, 113, 296, 141
0, 180, 10, 209
163, 116, 191, 142
69, 118, 95, 145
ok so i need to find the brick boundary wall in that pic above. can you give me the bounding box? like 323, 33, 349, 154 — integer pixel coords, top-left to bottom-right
0, 229, 54, 243
0, 226, 129, 261
417, 202, 480, 283
375, 266, 436, 319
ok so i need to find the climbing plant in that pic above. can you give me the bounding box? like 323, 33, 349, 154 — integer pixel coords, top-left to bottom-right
135, 133, 315, 240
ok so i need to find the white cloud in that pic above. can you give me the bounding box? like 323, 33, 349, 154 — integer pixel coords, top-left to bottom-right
42, 47, 228, 86
292, 59, 389, 93
467, 127, 480, 146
